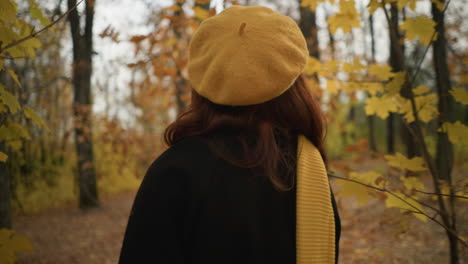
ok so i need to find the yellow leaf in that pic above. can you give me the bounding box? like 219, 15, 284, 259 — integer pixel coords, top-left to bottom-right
350, 171, 384, 188
0, 0, 18, 21
342, 58, 365, 73
396, 0, 418, 10
397, 93, 438, 123
400, 15, 436, 46
301, 0, 324, 11
400, 176, 425, 191
335, 178, 373, 206
29, 0, 50, 27
413, 85, 431, 95
367, 0, 382, 14
327, 0, 361, 34
438, 121, 468, 145
23, 106, 49, 131
432, 0, 444, 11
304, 56, 321, 75
0, 152, 7, 162
365, 94, 398, 119
361, 82, 384, 96
193, 6, 209, 20
7, 70, 21, 87
321, 60, 340, 75
164, 5, 181, 12
0, 229, 34, 264
385, 192, 428, 222
368, 64, 394, 80
0, 84, 21, 114
385, 72, 406, 94
326, 79, 340, 95
449, 88, 468, 105
384, 152, 426, 171
195, 0, 211, 4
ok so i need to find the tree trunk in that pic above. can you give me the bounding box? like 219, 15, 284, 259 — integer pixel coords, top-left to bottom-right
0, 141, 12, 229
432, 1, 457, 263
68, 0, 99, 209
367, 14, 377, 152
298, 3, 319, 59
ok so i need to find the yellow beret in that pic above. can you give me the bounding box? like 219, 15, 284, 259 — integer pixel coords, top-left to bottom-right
187, 5, 309, 106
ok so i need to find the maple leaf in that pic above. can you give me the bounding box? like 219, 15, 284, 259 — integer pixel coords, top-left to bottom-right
368, 64, 394, 80
396, 93, 438, 123
342, 58, 365, 73
449, 87, 468, 105
400, 176, 425, 191
396, 0, 418, 11
326, 79, 340, 95
385, 191, 428, 222
367, 0, 382, 14
438, 121, 468, 145
400, 15, 436, 46
327, 0, 361, 34
364, 94, 398, 119
300, 0, 324, 11
0, 84, 21, 114
304, 56, 321, 75
385, 72, 406, 94
193, 6, 209, 20
412, 85, 431, 95
335, 179, 373, 206
384, 152, 426, 171
350, 171, 384, 188
361, 82, 384, 96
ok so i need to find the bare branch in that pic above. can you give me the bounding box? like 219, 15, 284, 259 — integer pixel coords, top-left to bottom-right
0, 0, 85, 55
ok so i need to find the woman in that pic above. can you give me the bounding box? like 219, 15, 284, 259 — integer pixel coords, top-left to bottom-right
119, 5, 341, 264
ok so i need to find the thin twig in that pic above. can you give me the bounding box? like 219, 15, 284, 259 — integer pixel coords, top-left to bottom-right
0, 0, 85, 55
329, 173, 467, 247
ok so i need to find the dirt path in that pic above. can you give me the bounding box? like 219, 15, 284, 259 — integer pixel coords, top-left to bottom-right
12, 186, 467, 263
15, 191, 136, 264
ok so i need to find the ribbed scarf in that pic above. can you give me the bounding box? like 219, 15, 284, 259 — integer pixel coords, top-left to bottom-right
296, 135, 335, 264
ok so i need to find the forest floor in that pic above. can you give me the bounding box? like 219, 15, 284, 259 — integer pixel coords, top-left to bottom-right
13, 159, 468, 264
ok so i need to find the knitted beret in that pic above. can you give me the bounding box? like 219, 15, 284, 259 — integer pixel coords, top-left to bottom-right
187, 5, 309, 106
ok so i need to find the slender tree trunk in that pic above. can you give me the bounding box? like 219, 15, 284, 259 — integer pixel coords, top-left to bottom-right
68, 0, 99, 209
367, 14, 377, 152
432, 1, 457, 263
298, 3, 319, 59
0, 141, 12, 229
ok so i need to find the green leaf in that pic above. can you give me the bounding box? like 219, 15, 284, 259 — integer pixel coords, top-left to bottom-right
24, 106, 48, 131
7, 70, 21, 87
0, 84, 21, 114
0, 0, 18, 21
29, 0, 50, 27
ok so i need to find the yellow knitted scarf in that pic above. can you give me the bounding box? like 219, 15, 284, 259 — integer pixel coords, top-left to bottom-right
296, 135, 336, 264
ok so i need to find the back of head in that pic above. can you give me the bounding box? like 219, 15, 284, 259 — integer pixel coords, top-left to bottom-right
164, 6, 327, 191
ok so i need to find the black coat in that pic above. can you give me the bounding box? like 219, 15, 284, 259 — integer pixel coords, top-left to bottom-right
119, 134, 341, 264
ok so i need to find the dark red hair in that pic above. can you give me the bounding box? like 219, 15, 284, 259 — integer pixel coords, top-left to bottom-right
164, 73, 327, 191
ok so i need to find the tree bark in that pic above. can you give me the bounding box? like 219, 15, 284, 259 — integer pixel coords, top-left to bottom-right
367, 14, 377, 153
432, 1, 457, 263
0, 141, 12, 229
298, 3, 319, 59
68, 0, 99, 209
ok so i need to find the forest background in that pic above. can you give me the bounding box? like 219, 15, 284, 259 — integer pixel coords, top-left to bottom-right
0, 0, 467, 263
